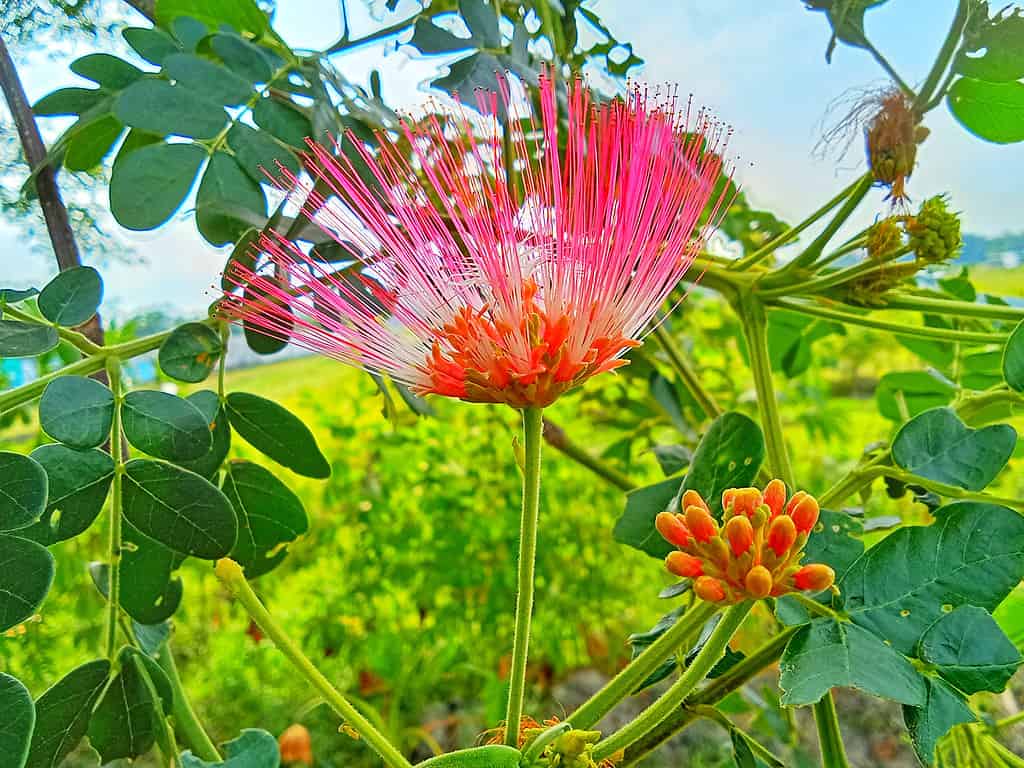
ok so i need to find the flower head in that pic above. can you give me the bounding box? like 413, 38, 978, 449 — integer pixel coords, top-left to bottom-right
278, 724, 313, 766
221, 74, 730, 408
656, 480, 836, 604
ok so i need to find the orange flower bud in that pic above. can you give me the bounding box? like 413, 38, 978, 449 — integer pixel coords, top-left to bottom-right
655, 512, 691, 548
789, 494, 820, 533
724, 515, 754, 557
727, 487, 763, 518
685, 505, 718, 543
721, 488, 736, 511
785, 491, 807, 515
279, 724, 314, 766
681, 489, 709, 514
763, 479, 787, 518
694, 575, 727, 603
666, 551, 703, 578
745, 565, 774, 598
794, 563, 835, 592
766, 515, 797, 557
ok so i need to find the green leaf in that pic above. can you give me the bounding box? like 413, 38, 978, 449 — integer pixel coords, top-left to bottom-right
37, 266, 103, 326
892, 407, 1016, 491
408, 745, 521, 768
841, 501, 1024, 654
221, 228, 260, 291
225, 392, 330, 478
875, 371, 956, 421
109, 141, 206, 230
410, 18, 475, 54
613, 412, 764, 558
133, 619, 171, 655
122, 459, 237, 559
222, 460, 308, 577
0, 452, 48, 533
63, 115, 124, 172
20, 445, 113, 545
0, 674, 33, 768
39, 375, 114, 449
88, 646, 174, 763
156, 0, 271, 38
0, 288, 38, 303
123, 26, 182, 65
432, 52, 506, 106
779, 618, 926, 706
91, 522, 185, 623
70, 53, 145, 89
955, 7, 1024, 83
459, 0, 502, 47
24, 659, 111, 768
159, 322, 223, 382
177, 390, 231, 478
243, 287, 291, 354
947, 77, 1024, 144
163, 53, 254, 107
33, 87, 104, 116
227, 123, 300, 181
918, 605, 1022, 694
116, 79, 227, 139
0, 534, 55, 632
171, 16, 208, 50
0, 321, 58, 357
902, 677, 975, 767
196, 151, 267, 246
805, 0, 888, 61
1004, 319, 1024, 392
252, 97, 311, 148
181, 728, 281, 768
210, 33, 273, 83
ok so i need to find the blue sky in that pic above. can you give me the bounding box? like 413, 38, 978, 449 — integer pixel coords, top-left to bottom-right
3, 0, 1022, 316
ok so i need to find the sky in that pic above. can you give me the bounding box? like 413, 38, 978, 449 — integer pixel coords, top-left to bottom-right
2, 0, 1023, 317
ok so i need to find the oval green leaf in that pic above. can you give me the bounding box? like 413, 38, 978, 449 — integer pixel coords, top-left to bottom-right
227, 122, 300, 181
25, 659, 111, 768
195, 151, 267, 246
0, 674, 34, 768
116, 79, 227, 140
0, 320, 58, 358
176, 390, 231, 479
252, 96, 311, 148
162, 53, 254, 107
1004, 319, 1024, 392
225, 392, 330, 478
37, 266, 103, 326
210, 33, 273, 83
0, 452, 48, 533
122, 390, 213, 461
0, 534, 55, 632
109, 141, 206, 230
21, 445, 113, 545
64, 115, 125, 173
70, 53, 145, 89
32, 87, 104, 116
918, 605, 1022, 694
122, 26, 182, 65
158, 322, 223, 383
39, 375, 114, 449
947, 77, 1024, 144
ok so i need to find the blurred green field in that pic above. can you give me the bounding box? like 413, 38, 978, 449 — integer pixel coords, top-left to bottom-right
972, 265, 1024, 297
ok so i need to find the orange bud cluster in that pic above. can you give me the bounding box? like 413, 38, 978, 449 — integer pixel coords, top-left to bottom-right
656, 480, 836, 604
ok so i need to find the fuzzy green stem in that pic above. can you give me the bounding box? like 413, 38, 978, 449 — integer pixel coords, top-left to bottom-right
155, 643, 222, 762
104, 356, 123, 662
882, 292, 1024, 322
215, 559, 412, 768
650, 324, 722, 419
571, 600, 720, 730
760, 248, 912, 300
813, 693, 851, 768
592, 601, 753, 762
505, 406, 544, 746
542, 419, 635, 492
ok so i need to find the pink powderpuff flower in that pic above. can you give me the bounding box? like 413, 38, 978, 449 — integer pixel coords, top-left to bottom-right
221, 73, 731, 408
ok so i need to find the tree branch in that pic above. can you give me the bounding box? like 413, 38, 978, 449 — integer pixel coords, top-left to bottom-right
122, 0, 156, 21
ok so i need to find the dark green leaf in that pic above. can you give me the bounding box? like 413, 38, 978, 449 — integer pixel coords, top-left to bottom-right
177, 390, 231, 478
902, 678, 975, 767
892, 407, 1016, 491
33, 87, 104, 116
116, 79, 227, 139
157, 0, 271, 38
181, 728, 281, 768
25, 660, 111, 768
109, 141, 206, 230
613, 477, 682, 560
410, 18, 475, 54
875, 371, 956, 421
459, 0, 501, 47
918, 605, 1022, 694
651, 445, 691, 476
227, 123, 299, 182
947, 77, 1024, 144
123, 26, 182, 65
159, 322, 223, 382
221, 228, 260, 291
805, 0, 888, 61
163, 53, 253, 106
133, 620, 171, 655
0, 674, 33, 768
122, 459, 237, 559
243, 285, 291, 354
122, 390, 212, 461
841, 502, 1024, 654
0, 288, 38, 303
1004, 319, 1024, 392
39, 375, 114, 449
211, 33, 273, 83
0, 452, 48, 532
91, 522, 185, 624
171, 16, 208, 50
0, 534, 55, 632
37, 266, 102, 326
0, 321, 58, 357
432, 52, 505, 107
20, 445, 113, 545
70, 53, 144, 89
196, 151, 267, 246
64, 115, 124, 172
955, 7, 1024, 83
222, 460, 308, 577
779, 618, 926, 706
225, 392, 330, 478
252, 97, 311, 148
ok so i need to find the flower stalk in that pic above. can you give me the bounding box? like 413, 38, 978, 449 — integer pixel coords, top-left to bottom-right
104, 356, 124, 662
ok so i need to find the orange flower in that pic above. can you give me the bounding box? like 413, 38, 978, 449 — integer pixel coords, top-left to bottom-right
279, 724, 313, 766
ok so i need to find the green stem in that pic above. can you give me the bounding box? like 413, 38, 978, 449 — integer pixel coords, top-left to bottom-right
881, 292, 1024, 322
813, 693, 851, 768
571, 600, 720, 730
104, 356, 123, 662
3, 304, 103, 355
215, 560, 412, 768
650, 324, 722, 419
505, 406, 544, 746
792, 592, 845, 621
325, 13, 419, 54
873, 467, 1024, 510
155, 642, 222, 762
988, 736, 1024, 768
864, 40, 915, 98
542, 419, 635, 492
730, 176, 869, 271
737, 294, 794, 486
914, 0, 969, 112
761, 249, 912, 300
592, 601, 753, 762
217, 321, 229, 400
768, 298, 1010, 345
995, 710, 1024, 731
813, 233, 869, 270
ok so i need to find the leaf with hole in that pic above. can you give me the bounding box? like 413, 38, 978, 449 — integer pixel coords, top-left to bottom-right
0, 452, 48, 533
37, 267, 102, 327
225, 392, 330, 478
39, 375, 114, 449
0, 674, 33, 768
159, 322, 223, 383
20, 445, 112, 545
0, 534, 55, 633
122, 459, 237, 559
954, 7, 1024, 83
918, 605, 1022, 694
110, 141, 206, 230
24, 659, 110, 768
